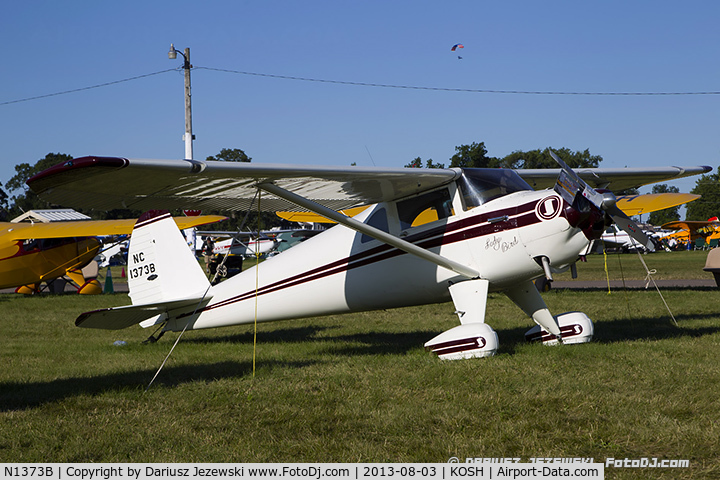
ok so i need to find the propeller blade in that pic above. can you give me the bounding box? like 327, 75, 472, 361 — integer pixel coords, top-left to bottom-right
548, 149, 654, 252
605, 204, 655, 252
550, 152, 605, 208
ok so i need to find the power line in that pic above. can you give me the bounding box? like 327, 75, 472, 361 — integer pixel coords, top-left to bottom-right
3, 65, 720, 107
0, 68, 178, 106
198, 66, 720, 96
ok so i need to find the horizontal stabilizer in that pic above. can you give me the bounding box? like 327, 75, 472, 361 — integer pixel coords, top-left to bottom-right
75, 296, 212, 330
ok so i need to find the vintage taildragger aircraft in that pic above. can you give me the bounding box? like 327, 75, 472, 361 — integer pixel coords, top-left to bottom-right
660, 218, 720, 249
27, 154, 710, 358
0, 212, 226, 294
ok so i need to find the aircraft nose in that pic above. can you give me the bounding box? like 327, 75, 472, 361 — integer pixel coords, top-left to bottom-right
563, 195, 605, 240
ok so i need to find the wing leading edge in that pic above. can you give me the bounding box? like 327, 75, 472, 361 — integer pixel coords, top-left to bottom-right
27, 156, 711, 213
28, 156, 460, 213
518, 166, 712, 192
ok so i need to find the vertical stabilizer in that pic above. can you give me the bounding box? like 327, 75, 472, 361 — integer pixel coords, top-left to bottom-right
127, 210, 211, 305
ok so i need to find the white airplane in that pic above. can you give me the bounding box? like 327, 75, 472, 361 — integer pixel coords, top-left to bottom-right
27, 154, 710, 359
95, 239, 128, 268
204, 235, 278, 258
596, 224, 655, 253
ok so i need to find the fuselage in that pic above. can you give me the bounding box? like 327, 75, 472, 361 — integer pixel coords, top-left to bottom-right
163, 171, 593, 332
0, 230, 100, 289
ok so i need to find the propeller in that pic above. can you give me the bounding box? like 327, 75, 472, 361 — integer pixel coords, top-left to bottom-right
549, 150, 655, 252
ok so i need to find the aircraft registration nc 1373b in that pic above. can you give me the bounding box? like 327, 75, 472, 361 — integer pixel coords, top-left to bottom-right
28, 153, 711, 359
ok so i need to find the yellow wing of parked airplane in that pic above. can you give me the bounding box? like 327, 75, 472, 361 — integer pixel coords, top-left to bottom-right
0, 215, 226, 294
615, 193, 700, 216
278, 193, 701, 227
277, 205, 443, 228
276, 206, 370, 223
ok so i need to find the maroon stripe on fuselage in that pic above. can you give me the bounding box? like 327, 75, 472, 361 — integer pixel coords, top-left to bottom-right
184, 197, 555, 316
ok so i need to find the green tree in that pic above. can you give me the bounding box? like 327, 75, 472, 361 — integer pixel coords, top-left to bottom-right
404, 157, 445, 168
6, 153, 73, 218
0, 182, 8, 221
206, 148, 251, 162
686, 171, 720, 221
0, 182, 7, 208
647, 184, 681, 226
449, 142, 499, 168
500, 147, 602, 169
405, 157, 422, 168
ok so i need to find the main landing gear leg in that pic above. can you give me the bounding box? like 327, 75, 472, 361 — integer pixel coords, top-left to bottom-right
505, 280, 563, 343
424, 278, 499, 359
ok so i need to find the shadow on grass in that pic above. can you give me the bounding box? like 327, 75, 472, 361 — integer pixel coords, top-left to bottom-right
179, 312, 720, 357
158, 309, 720, 363
185, 325, 445, 358
493, 311, 720, 354
0, 359, 314, 412
592, 312, 720, 343
183, 325, 338, 345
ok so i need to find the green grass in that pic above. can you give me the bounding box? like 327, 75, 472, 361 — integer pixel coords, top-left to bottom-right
1, 258, 720, 478
558, 249, 711, 281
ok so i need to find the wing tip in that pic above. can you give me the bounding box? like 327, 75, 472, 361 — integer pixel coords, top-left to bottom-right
27, 156, 129, 192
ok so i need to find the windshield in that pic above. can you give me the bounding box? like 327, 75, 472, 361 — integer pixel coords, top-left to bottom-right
458, 168, 533, 210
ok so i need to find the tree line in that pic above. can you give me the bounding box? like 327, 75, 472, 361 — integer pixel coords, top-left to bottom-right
1, 144, 716, 226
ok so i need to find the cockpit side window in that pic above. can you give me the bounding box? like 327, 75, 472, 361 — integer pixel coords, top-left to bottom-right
458, 168, 533, 210
396, 188, 452, 231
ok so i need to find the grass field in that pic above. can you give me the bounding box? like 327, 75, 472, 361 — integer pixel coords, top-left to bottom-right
1, 251, 719, 478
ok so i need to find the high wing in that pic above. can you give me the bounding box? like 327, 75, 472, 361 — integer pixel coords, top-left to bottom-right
0, 215, 226, 242
616, 193, 700, 217
28, 157, 459, 212
517, 167, 711, 192
28, 156, 710, 213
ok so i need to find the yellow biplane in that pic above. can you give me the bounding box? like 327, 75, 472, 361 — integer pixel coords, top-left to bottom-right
661, 218, 720, 250
0, 210, 225, 294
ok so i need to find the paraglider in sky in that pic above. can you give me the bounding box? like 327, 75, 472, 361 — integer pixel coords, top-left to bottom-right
451, 43, 464, 59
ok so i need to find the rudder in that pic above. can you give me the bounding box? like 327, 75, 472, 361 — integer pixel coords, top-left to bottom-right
127, 210, 211, 305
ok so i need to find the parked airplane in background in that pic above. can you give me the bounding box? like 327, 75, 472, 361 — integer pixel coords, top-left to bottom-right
591, 193, 701, 252
27, 154, 709, 358
193, 232, 279, 278
0, 210, 225, 294
203, 234, 279, 258
661, 218, 720, 249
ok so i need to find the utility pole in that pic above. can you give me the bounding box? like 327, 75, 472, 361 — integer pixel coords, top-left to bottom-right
168, 44, 194, 159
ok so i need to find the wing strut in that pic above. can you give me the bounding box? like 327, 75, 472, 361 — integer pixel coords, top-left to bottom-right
258, 183, 480, 279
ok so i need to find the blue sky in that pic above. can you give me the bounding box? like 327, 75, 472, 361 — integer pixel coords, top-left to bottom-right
2, 1, 718, 201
